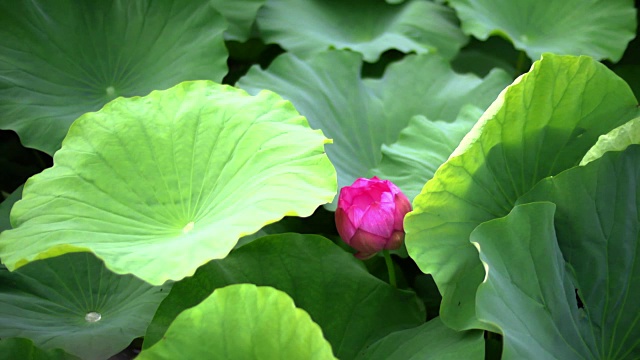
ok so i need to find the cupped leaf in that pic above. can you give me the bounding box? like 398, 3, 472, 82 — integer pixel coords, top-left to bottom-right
256, 0, 467, 62
356, 317, 484, 360
0, 253, 170, 360
511, 146, 640, 359
239, 51, 511, 207
0, 81, 337, 285
581, 116, 640, 165
211, 0, 265, 41
0, 0, 229, 155
448, 0, 636, 62
138, 284, 336, 360
144, 234, 425, 360
0, 338, 80, 360
370, 105, 484, 202
405, 54, 639, 330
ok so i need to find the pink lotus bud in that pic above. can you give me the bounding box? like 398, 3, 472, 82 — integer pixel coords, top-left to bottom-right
335, 177, 412, 259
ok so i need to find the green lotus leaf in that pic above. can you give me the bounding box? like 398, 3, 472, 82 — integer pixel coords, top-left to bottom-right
0, 338, 80, 360
138, 284, 336, 360
355, 317, 484, 360
0, 253, 170, 360
581, 116, 640, 165
448, 0, 636, 62
370, 105, 484, 202
0, 0, 229, 155
256, 0, 467, 62
0, 81, 337, 285
239, 51, 511, 208
211, 0, 265, 41
507, 146, 640, 358
144, 234, 425, 359
0, 185, 22, 232
405, 54, 639, 330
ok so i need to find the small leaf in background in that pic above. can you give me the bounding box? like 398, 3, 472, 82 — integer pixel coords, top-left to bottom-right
0, 253, 170, 360
138, 284, 336, 360
356, 317, 484, 360
210, 0, 266, 41
0, 185, 22, 232
0, 81, 337, 285
448, 0, 636, 62
256, 0, 467, 62
405, 54, 639, 330
144, 234, 425, 360
370, 106, 484, 202
0, 338, 80, 360
239, 50, 511, 208
512, 146, 640, 359
0, 0, 229, 155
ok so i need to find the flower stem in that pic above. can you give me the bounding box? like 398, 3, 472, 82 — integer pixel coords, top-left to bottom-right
383, 250, 397, 288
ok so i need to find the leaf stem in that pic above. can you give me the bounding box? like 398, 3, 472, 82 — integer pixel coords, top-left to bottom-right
514, 51, 527, 77
383, 250, 397, 288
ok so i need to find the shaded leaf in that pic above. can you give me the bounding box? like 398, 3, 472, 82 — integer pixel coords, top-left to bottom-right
257, 0, 467, 62
356, 317, 484, 360
0, 253, 170, 360
448, 0, 636, 62
239, 51, 511, 208
0, 0, 228, 154
370, 105, 484, 201
144, 234, 425, 359
0, 338, 80, 360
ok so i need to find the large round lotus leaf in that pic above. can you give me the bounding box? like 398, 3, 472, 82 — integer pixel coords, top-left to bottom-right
211, 0, 265, 41
405, 54, 639, 330
138, 284, 336, 360
256, 0, 467, 62
370, 105, 484, 202
0, 253, 170, 360
0, 338, 80, 360
0, 81, 337, 285
581, 116, 640, 165
143, 234, 425, 360
355, 317, 484, 360
239, 51, 511, 208
448, 0, 636, 62
509, 147, 640, 358
0, 0, 229, 155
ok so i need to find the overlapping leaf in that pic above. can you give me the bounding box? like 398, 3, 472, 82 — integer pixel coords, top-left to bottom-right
0, 338, 80, 360
0, 0, 228, 155
405, 54, 639, 330
448, 0, 636, 62
144, 234, 425, 359
256, 0, 467, 62
505, 146, 640, 359
239, 51, 511, 206
356, 317, 484, 360
138, 284, 336, 360
581, 116, 640, 165
0, 81, 336, 285
211, 0, 265, 41
0, 253, 169, 360
370, 105, 484, 202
